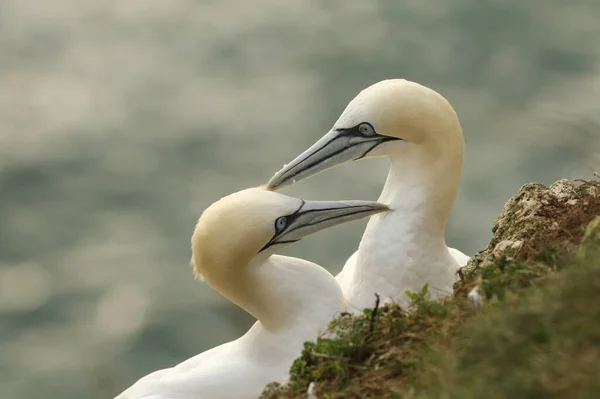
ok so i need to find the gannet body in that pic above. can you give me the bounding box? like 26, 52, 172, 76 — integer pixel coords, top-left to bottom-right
116, 188, 387, 399
267, 79, 469, 312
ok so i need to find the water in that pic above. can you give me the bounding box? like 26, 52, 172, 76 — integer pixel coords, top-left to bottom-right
1, 1, 599, 398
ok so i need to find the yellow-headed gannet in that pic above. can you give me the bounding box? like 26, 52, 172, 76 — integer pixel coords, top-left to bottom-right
115, 187, 387, 399
266, 79, 469, 312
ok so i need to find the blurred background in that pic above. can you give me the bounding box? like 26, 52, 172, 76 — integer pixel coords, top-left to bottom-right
1, 1, 599, 397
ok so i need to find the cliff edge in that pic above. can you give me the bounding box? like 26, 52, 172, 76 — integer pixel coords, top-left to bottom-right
261, 179, 600, 399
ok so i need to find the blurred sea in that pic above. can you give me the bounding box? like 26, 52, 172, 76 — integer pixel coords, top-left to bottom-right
1, 1, 599, 398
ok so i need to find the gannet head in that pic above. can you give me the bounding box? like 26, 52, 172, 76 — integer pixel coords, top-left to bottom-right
266, 79, 464, 190
191, 187, 388, 281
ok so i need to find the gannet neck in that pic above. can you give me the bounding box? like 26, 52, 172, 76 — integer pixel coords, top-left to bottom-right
202, 253, 344, 331
379, 144, 463, 236
340, 150, 463, 310
250, 254, 346, 331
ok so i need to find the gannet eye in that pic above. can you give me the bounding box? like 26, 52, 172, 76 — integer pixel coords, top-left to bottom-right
358, 122, 375, 136
275, 216, 288, 232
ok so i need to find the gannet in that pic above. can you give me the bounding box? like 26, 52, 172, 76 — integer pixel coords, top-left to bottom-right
266, 79, 469, 312
115, 187, 387, 399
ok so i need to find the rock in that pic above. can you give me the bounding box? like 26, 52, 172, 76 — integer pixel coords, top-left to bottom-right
259, 382, 286, 399
460, 179, 600, 276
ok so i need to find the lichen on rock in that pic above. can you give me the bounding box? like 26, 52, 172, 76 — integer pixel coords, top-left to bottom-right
259, 382, 285, 399
461, 179, 600, 276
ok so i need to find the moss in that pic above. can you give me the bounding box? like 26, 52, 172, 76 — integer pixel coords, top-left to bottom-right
418, 216, 600, 399
261, 286, 465, 399
260, 180, 600, 399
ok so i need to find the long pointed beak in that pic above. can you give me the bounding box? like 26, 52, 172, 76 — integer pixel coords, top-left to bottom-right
266, 129, 396, 190
262, 199, 388, 250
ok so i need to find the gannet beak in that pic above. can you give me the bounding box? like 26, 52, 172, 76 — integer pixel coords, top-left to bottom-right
267, 128, 398, 190
261, 199, 388, 251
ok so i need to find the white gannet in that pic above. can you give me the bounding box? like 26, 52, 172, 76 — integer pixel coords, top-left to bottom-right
115, 187, 387, 399
266, 79, 469, 312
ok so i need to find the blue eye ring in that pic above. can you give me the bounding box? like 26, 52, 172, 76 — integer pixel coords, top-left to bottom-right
358, 122, 375, 136
275, 216, 287, 232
